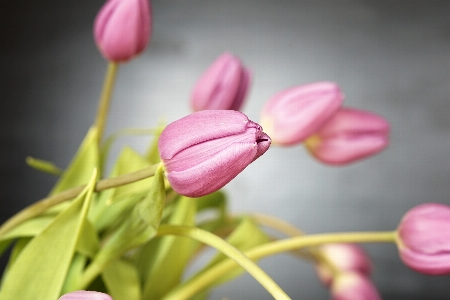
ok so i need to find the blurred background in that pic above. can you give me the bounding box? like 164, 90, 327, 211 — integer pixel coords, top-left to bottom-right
1, 0, 450, 299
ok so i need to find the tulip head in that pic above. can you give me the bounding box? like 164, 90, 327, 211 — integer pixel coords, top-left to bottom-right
94, 0, 151, 62
331, 272, 381, 300
305, 108, 390, 165
397, 203, 450, 275
316, 244, 372, 286
260, 82, 344, 146
59, 291, 112, 300
191, 53, 251, 112
158, 110, 271, 197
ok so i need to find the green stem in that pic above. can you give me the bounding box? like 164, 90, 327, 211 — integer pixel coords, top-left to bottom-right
0, 164, 160, 237
163, 231, 397, 300
95, 62, 119, 145
157, 225, 291, 300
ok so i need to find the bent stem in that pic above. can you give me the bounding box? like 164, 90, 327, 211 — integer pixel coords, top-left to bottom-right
163, 231, 397, 300
94, 62, 119, 146
0, 164, 160, 237
157, 224, 292, 300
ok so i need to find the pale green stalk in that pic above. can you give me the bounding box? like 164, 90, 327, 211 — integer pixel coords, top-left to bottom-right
95, 62, 119, 145
157, 224, 292, 300
0, 164, 160, 236
163, 231, 397, 300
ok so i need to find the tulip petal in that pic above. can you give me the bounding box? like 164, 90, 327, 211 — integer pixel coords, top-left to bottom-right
261, 82, 344, 145
167, 142, 258, 197
94, 0, 151, 62
191, 53, 250, 112
306, 108, 390, 165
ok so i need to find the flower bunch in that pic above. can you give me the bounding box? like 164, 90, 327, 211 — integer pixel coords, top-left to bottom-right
1, 1, 449, 300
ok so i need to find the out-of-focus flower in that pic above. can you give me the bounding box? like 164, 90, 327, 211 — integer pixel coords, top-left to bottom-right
316, 243, 372, 286
94, 0, 151, 62
397, 203, 450, 275
331, 272, 381, 300
305, 108, 390, 165
191, 53, 251, 112
59, 290, 112, 300
260, 82, 344, 146
158, 110, 271, 197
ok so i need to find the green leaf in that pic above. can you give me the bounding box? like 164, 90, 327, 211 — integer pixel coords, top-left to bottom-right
0, 170, 97, 300
25, 156, 63, 176
90, 146, 153, 232
139, 196, 197, 300
86, 165, 166, 278
49, 127, 99, 195
144, 123, 164, 164
61, 253, 88, 294
76, 219, 100, 259
102, 259, 141, 300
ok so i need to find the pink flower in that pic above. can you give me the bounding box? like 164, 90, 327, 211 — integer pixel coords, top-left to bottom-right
59, 290, 112, 300
158, 110, 271, 197
316, 244, 372, 286
331, 272, 381, 300
191, 53, 251, 112
94, 0, 151, 62
260, 82, 344, 146
397, 203, 450, 275
305, 108, 390, 165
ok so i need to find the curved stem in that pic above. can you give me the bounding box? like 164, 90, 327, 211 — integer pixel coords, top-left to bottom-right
163, 231, 396, 300
0, 164, 160, 236
95, 62, 119, 145
157, 224, 291, 300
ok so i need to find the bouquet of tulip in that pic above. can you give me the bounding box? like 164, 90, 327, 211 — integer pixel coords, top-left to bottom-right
1, 1, 449, 300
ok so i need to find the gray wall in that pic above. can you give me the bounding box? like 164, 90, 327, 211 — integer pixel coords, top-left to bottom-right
1, 0, 450, 299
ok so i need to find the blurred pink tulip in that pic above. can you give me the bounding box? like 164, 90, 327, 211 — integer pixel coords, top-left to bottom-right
59, 290, 112, 300
397, 203, 450, 275
305, 108, 390, 165
316, 244, 372, 286
191, 53, 251, 111
260, 82, 344, 146
158, 110, 271, 197
94, 0, 151, 62
331, 272, 381, 300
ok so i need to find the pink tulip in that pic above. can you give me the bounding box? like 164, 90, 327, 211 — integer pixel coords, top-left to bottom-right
305, 108, 390, 165
191, 53, 251, 111
260, 82, 344, 146
331, 272, 381, 300
59, 290, 112, 300
94, 0, 151, 62
158, 110, 271, 197
397, 203, 450, 275
316, 244, 372, 286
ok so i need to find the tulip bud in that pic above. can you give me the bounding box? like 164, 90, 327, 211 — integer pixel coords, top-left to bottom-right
316, 244, 372, 286
397, 203, 450, 275
158, 110, 271, 197
305, 108, 390, 165
59, 290, 112, 300
191, 53, 251, 112
331, 272, 381, 300
94, 0, 151, 62
260, 82, 344, 146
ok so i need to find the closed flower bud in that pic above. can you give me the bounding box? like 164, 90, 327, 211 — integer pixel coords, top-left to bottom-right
316, 244, 372, 286
397, 203, 450, 275
158, 110, 271, 197
59, 291, 112, 300
305, 108, 390, 165
191, 53, 251, 112
94, 0, 151, 62
331, 272, 381, 300
260, 82, 344, 146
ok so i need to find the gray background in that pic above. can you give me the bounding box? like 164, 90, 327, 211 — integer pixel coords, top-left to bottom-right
1, 0, 450, 299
